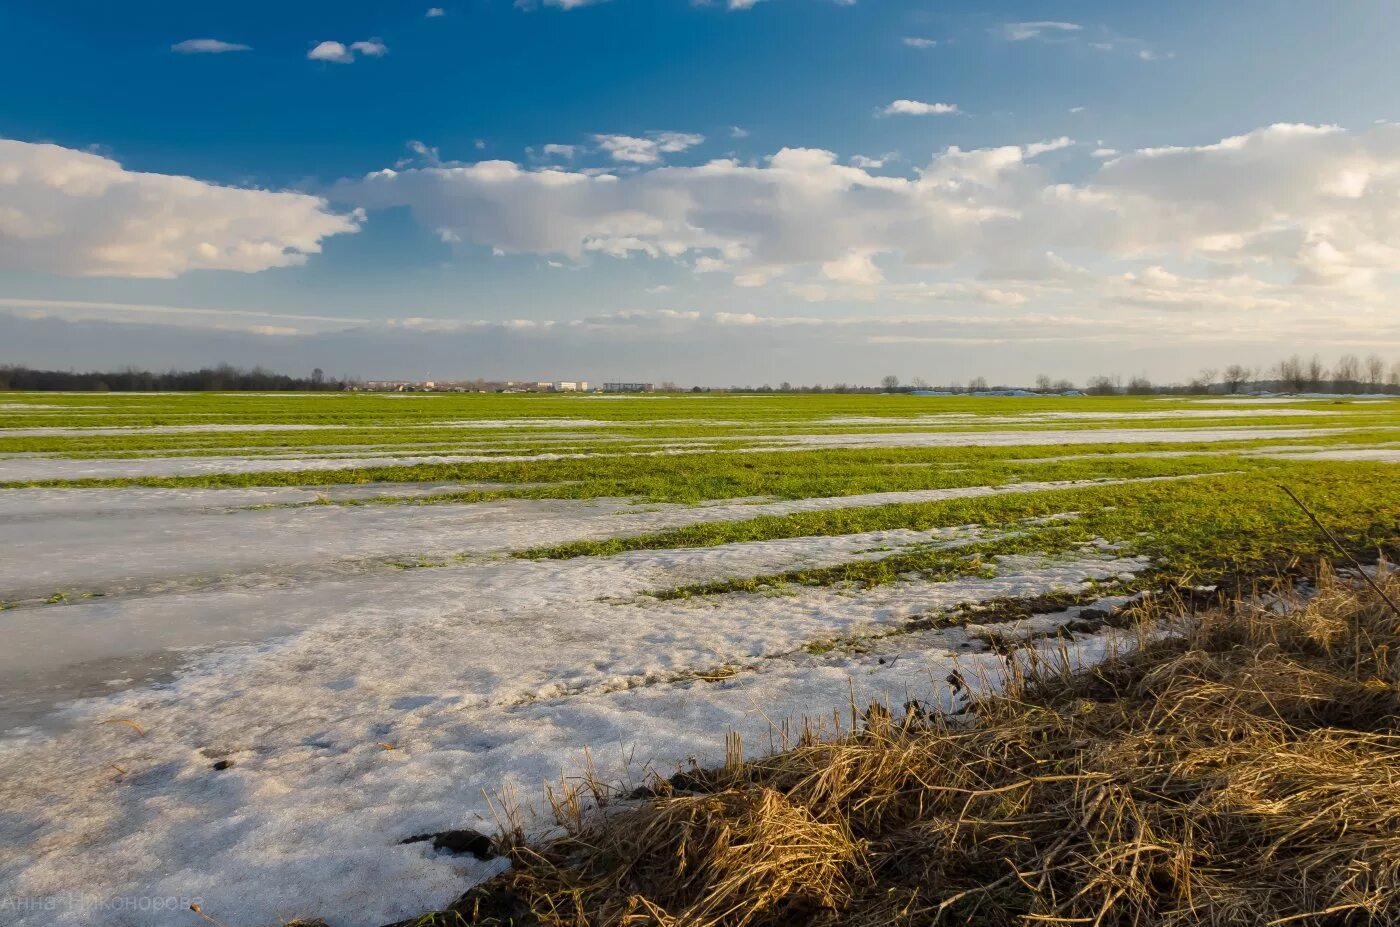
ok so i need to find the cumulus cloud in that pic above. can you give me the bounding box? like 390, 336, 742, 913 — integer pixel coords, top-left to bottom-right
881, 100, 960, 116
333, 122, 1400, 316
351, 39, 388, 57
171, 39, 252, 54
0, 138, 360, 278
902, 37, 940, 49
308, 40, 386, 63
593, 131, 705, 164
1025, 137, 1074, 157
516, 0, 611, 8
308, 41, 353, 63
998, 21, 1082, 41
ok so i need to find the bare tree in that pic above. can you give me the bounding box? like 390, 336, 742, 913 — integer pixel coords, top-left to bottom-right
1222, 364, 1254, 394
880, 374, 900, 391
1390, 361, 1400, 389
968, 376, 989, 391
1034, 374, 1052, 392
1052, 378, 1075, 392
1305, 355, 1327, 391
1276, 355, 1307, 392
1194, 368, 1218, 393
1086, 375, 1121, 396
1365, 354, 1386, 387
911, 376, 930, 389
1333, 354, 1361, 391
1126, 375, 1155, 395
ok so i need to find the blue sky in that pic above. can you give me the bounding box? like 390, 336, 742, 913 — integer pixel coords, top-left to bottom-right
4, 0, 1400, 384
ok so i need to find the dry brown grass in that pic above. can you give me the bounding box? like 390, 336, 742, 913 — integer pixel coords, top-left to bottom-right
417, 564, 1400, 927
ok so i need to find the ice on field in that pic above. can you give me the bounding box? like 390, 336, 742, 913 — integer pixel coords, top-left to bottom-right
3, 393, 1395, 927
0, 475, 1191, 602
0, 425, 1357, 481
0, 535, 1147, 927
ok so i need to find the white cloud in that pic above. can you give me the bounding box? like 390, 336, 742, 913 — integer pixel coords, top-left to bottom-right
902, 37, 939, 49
308, 41, 353, 63
0, 138, 360, 278
517, 0, 611, 8
730, 126, 750, 139
593, 131, 705, 164
1025, 137, 1074, 157
998, 21, 1082, 41
849, 155, 885, 168
350, 39, 388, 57
881, 100, 960, 116
821, 251, 883, 284
426, 7, 446, 16
308, 40, 386, 63
542, 144, 577, 159
171, 39, 252, 54
334, 122, 1400, 319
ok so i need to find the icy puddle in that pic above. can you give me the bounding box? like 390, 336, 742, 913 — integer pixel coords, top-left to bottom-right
0, 530, 1148, 927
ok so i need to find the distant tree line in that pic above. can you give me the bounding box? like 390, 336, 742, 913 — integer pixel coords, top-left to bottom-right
0, 364, 351, 392
708, 353, 1400, 395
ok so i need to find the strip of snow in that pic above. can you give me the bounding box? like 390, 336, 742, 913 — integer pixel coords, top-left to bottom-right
0, 546, 1146, 927
0, 483, 527, 521
0, 427, 1354, 481
1250, 447, 1400, 462
771, 426, 1354, 449
0, 423, 352, 437
0, 522, 1005, 726
1012, 441, 1400, 464
0, 475, 1190, 601
820, 409, 1330, 425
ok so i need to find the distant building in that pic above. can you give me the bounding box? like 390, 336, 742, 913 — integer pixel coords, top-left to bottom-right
603, 382, 655, 393
554, 381, 580, 392
535, 381, 554, 391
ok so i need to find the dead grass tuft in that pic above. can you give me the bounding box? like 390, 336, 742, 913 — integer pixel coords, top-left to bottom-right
418, 563, 1400, 927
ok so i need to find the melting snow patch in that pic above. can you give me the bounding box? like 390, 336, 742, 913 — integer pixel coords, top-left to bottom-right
0, 544, 1147, 927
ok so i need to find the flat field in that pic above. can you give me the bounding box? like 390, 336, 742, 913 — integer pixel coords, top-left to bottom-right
1, 390, 1398, 927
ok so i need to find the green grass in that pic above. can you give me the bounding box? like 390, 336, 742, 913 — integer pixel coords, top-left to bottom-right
528, 463, 1400, 589
4, 391, 1398, 594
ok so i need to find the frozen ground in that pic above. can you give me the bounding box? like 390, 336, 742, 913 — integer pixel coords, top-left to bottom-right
0, 476, 1192, 603
0, 423, 350, 437
4, 394, 1395, 927
1253, 446, 1400, 462
0, 519, 1146, 926
0, 425, 1357, 481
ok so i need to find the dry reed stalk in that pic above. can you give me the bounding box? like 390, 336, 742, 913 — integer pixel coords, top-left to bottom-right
405, 566, 1400, 927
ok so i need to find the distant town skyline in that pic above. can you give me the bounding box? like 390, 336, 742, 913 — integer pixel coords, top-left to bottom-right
5, 1, 1400, 381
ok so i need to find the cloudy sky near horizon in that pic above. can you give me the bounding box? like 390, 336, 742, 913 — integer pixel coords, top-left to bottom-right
4, 0, 1400, 385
